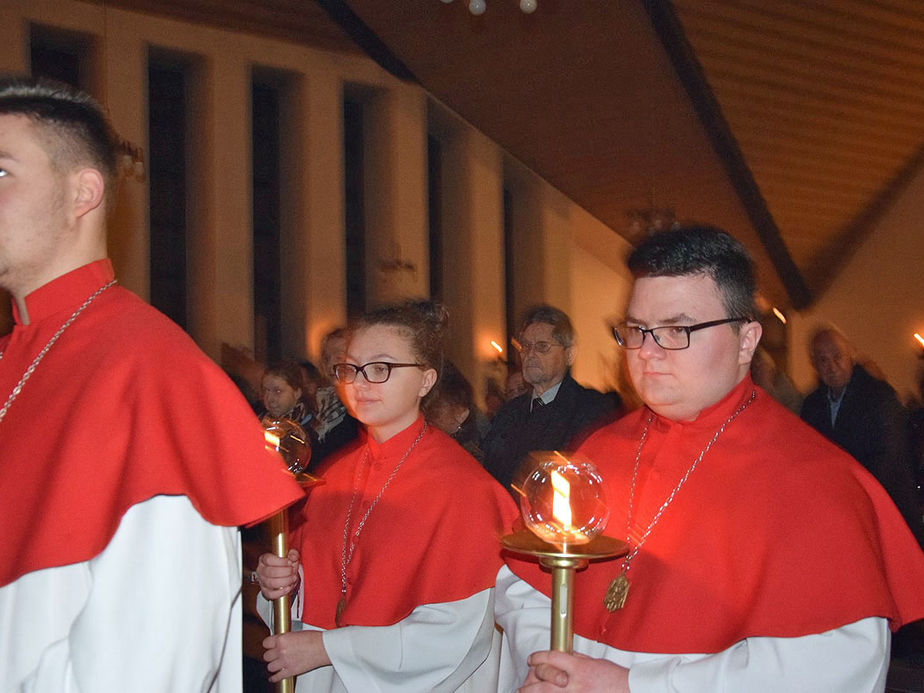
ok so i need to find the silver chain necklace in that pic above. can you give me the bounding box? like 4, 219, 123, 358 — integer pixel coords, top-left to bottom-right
603, 389, 756, 612
0, 280, 117, 427
335, 422, 428, 627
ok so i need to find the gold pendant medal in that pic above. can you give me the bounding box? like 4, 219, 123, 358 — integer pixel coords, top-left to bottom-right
604, 392, 756, 615
603, 571, 630, 611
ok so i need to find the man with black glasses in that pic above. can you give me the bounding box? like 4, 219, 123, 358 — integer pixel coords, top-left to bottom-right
496, 226, 924, 692
481, 305, 615, 491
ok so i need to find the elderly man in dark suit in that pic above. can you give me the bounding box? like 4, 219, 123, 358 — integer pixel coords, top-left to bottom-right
481, 305, 616, 492
801, 327, 922, 543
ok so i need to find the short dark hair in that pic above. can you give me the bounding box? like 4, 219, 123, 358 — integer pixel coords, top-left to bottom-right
0, 77, 118, 193
627, 225, 757, 320
519, 305, 575, 348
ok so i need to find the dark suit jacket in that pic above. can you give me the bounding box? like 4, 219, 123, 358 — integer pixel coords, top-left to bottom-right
801, 365, 921, 540
481, 372, 617, 492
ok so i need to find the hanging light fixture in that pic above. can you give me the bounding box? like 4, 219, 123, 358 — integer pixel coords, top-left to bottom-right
440, 0, 538, 15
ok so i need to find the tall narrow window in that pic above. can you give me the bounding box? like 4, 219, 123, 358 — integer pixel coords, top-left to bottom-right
427, 135, 443, 302
30, 25, 86, 88
344, 98, 366, 317
252, 80, 282, 363
148, 58, 188, 330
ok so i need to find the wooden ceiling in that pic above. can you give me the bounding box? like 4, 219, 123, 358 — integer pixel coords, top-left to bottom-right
95, 0, 924, 310
672, 0, 924, 297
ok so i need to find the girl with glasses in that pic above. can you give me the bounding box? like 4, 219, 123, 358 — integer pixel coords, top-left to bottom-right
256, 300, 517, 692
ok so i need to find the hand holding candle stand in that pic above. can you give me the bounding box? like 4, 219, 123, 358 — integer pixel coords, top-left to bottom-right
260, 417, 321, 692
503, 452, 626, 653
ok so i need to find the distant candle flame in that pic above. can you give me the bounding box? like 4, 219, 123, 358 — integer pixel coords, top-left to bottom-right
915, 333, 924, 349
772, 307, 787, 324
551, 469, 573, 528
491, 340, 504, 354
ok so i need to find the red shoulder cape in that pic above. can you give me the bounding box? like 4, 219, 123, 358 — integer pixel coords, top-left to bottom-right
0, 260, 304, 587
505, 376, 924, 653
293, 415, 519, 628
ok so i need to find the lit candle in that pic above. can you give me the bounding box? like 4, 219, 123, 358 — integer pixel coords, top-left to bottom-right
551, 469, 573, 529
504, 455, 623, 652
549, 466, 592, 544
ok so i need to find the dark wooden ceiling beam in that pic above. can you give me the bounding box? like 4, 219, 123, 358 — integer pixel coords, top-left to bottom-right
646, 0, 812, 309
314, 0, 417, 81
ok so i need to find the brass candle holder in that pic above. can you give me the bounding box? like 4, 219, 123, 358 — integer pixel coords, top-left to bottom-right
503, 453, 627, 652
263, 418, 322, 693
501, 531, 626, 652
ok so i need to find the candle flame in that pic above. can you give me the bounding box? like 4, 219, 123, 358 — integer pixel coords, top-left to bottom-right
491, 340, 504, 354
551, 469, 572, 528
772, 307, 787, 324
914, 333, 924, 349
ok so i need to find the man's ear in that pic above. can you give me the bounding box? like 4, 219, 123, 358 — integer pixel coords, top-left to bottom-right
739, 321, 763, 366
565, 346, 576, 367
72, 168, 106, 219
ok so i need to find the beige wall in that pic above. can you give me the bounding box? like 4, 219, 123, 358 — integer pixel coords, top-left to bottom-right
789, 164, 924, 402
0, 0, 633, 403
0, 0, 395, 359
568, 206, 635, 391
429, 107, 507, 400
569, 246, 630, 391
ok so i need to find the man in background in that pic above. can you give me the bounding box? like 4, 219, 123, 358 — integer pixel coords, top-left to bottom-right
802, 327, 922, 543
482, 305, 615, 491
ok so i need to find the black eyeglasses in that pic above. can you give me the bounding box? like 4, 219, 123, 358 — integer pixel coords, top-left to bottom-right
612, 317, 750, 351
332, 361, 424, 384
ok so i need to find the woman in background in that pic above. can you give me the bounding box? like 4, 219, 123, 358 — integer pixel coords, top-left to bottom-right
260, 361, 314, 433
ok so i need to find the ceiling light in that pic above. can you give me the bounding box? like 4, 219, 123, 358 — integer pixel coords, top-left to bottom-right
440, 0, 538, 14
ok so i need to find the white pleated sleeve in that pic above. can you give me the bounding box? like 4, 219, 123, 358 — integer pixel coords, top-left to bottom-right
259, 587, 501, 692
494, 565, 890, 693
0, 495, 243, 693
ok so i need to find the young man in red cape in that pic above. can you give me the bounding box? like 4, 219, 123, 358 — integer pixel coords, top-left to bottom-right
496, 226, 924, 692
0, 78, 304, 690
